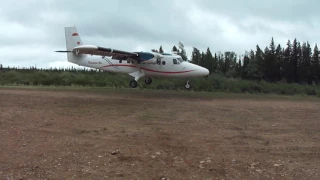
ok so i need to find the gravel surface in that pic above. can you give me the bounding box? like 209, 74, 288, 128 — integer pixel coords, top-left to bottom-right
0, 88, 320, 179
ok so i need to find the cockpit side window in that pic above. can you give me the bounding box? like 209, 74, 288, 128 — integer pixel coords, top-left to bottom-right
173, 59, 178, 64
173, 59, 180, 64
177, 58, 183, 63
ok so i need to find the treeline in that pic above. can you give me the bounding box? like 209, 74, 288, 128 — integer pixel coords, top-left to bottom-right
0, 65, 100, 73
192, 37, 320, 85
154, 37, 320, 85
0, 66, 105, 86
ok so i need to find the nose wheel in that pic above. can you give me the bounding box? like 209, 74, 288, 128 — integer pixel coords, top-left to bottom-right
185, 80, 191, 89
144, 77, 152, 85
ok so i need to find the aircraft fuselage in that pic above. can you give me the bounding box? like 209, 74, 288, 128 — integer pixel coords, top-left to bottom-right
73, 54, 209, 78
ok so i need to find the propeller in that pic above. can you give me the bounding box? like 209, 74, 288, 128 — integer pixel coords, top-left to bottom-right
154, 53, 164, 65
156, 53, 164, 59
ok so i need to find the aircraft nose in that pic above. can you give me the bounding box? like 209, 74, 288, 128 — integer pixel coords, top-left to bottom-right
200, 67, 209, 76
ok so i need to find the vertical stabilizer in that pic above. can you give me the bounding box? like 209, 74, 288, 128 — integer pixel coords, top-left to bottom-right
64, 26, 86, 63
65, 26, 83, 51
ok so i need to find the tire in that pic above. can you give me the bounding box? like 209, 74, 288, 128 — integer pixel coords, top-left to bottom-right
185, 82, 191, 89
129, 80, 138, 88
144, 77, 152, 85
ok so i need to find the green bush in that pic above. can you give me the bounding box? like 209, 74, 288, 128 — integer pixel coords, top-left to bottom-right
0, 68, 320, 96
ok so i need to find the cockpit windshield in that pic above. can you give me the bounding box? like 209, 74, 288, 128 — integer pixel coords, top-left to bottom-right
173, 57, 184, 65
177, 58, 183, 63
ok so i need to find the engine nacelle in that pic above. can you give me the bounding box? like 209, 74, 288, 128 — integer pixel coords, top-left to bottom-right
135, 52, 163, 64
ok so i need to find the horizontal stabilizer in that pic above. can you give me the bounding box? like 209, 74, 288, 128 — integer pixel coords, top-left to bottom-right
55, 50, 72, 53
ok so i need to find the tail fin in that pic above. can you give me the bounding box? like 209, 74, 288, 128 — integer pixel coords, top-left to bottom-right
56, 26, 86, 63
65, 26, 83, 51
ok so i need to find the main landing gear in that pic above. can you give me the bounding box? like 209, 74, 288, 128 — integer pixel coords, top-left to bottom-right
128, 77, 152, 88
129, 79, 138, 88
128, 68, 190, 89
128, 70, 145, 88
129, 78, 192, 89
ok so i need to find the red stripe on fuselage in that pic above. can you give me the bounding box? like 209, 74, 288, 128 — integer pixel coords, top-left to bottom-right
100, 64, 136, 68
140, 67, 195, 74
99, 64, 195, 74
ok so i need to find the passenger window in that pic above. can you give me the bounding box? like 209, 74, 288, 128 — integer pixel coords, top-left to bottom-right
127, 59, 130, 63
119, 60, 122, 63
162, 61, 166, 65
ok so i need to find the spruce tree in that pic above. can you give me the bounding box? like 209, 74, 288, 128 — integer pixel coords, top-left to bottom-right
291, 38, 299, 83
178, 41, 188, 61
275, 44, 282, 82
191, 47, 201, 65
159, 46, 164, 53
283, 40, 292, 83
205, 47, 214, 73
213, 53, 218, 73
172, 45, 178, 52
255, 45, 264, 80
312, 44, 320, 83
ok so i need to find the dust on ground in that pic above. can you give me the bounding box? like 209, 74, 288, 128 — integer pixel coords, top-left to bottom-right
0, 87, 320, 180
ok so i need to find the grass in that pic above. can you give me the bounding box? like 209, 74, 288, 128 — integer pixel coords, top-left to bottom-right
2, 69, 320, 96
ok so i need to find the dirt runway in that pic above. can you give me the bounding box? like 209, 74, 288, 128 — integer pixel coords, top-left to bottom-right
0, 87, 320, 179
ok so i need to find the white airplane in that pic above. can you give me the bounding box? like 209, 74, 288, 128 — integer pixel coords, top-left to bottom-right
56, 26, 209, 89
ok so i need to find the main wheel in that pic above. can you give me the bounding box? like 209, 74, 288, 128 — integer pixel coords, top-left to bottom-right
144, 77, 152, 85
129, 80, 138, 88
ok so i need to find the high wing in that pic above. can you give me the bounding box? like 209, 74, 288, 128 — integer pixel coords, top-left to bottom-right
63, 45, 139, 59
56, 44, 164, 63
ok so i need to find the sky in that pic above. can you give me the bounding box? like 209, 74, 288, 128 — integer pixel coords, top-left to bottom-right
1, 0, 320, 69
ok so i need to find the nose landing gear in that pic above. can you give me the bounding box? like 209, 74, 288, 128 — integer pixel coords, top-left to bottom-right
144, 77, 152, 85
185, 80, 191, 89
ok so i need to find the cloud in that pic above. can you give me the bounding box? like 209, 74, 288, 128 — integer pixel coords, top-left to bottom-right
193, 0, 320, 21
0, 0, 319, 68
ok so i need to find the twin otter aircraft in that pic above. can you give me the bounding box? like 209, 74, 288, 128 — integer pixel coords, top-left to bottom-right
56, 26, 209, 89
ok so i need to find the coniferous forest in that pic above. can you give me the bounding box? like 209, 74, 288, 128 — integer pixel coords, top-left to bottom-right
1, 37, 320, 96
188, 38, 320, 85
